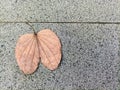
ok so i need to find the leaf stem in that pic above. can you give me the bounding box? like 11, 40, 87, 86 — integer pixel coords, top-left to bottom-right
26, 20, 37, 35
26, 22, 37, 35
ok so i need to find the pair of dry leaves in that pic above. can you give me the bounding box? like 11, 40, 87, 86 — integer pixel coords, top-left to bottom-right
15, 29, 61, 74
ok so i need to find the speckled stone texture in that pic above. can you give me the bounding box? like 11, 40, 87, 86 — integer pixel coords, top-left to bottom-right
0, 23, 119, 90
1, 0, 120, 90
0, 0, 120, 22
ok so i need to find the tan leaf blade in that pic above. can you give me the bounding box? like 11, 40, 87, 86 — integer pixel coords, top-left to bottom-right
37, 29, 61, 70
15, 34, 40, 74
15, 29, 61, 74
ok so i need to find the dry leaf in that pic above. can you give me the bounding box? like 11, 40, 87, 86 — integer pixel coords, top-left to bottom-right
15, 29, 61, 74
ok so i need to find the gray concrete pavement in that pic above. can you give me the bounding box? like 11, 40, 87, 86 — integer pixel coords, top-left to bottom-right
0, 0, 120, 22
0, 0, 120, 90
0, 23, 120, 90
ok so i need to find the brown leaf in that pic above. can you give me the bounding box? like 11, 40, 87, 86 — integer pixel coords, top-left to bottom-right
15, 29, 61, 74
37, 29, 61, 70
